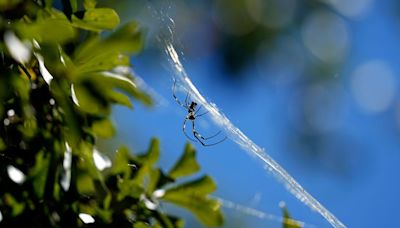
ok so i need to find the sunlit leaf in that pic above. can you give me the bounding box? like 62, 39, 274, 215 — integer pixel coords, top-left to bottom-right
168, 143, 200, 179
164, 175, 216, 196
91, 118, 116, 138
110, 146, 132, 177
135, 222, 150, 228
105, 22, 144, 53
155, 212, 185, 228
15, 18, 76, 44
77, 174, 96, 195
72, 83, 111, 114
76, 142, 105, 183
107, 90, 133, 108
98, 72, 152, 106
72, 8, 119, 31
282, 206, 302, 228
133, 138, 160, 184
73, 22, 143, 67
162, 176, 223, 227
164, 195, 222, 227
117, 178, 144, 200
74, 51, 130, 75
0, 1, 223, 227
84, 0, 97, 9
146, 169, 160, 194
137, 138, 160, 167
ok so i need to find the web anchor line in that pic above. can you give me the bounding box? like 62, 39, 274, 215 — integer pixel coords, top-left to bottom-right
163, 41, 345, 228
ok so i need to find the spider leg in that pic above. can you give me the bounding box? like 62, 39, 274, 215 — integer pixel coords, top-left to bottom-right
195, 105, 203, 115
186, 93, 192, 107
183, 118, 197, 142
193, 108, 213, 136
173, 78, 188, 109
202, 130, 223, 140
203, 135, 227, 147
191, 120, 227, 146
195, 105, 208, 117
197, 111, 209, 117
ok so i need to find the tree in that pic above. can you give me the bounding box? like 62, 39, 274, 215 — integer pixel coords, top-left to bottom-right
0, 0, 222, 227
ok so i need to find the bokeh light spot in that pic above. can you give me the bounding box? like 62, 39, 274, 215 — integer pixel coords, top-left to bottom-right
326, 0, 373, 18
351, 60, 397, 113
302, 10, 350, 63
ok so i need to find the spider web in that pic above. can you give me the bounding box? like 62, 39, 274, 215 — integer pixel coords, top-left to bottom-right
145, 2, 346, 228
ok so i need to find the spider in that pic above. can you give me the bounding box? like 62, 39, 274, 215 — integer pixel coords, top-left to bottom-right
173, 79, 227, 146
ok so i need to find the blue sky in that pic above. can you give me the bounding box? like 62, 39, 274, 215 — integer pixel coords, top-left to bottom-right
112, 0, 400, 227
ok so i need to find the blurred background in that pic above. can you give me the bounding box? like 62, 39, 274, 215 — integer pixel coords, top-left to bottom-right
100, 0, 400, 227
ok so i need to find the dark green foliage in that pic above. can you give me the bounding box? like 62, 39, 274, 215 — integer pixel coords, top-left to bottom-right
0, 0, 222, 227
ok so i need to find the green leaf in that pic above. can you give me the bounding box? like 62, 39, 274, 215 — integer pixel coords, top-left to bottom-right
162, 176, 223, 227
103, 192, 112, 209
15, 17, 76, 44
72, 83, 110, 115
4, 194, 25, 216
84, 0, 97, 9
44, 0, 53, 8
155, 212, 185, 228
73, 22, 143, 67
0, 138, 5, 150
77, 174, 96, 195
135, 222, 150, 228
77, 142, 104, 182
107, 90, 133, 108
72, 71, 146, 112
168, 143, 200, 179
70, 0, 78, 12
74, 51, 130, 75
29, 151, 50, 198
163, 195, 222, 227
116, 177, 144, 200
106, 22, 144, 53
146, 169, 160, 194
96, 72, 152, 106
282, 206, 302, 228
110, 146, 134, 179
164, 175, 216, 196
133, 138, 160, 184
138, 138, 160, 167
91, 118, 116, 138
72, 8, 120, 31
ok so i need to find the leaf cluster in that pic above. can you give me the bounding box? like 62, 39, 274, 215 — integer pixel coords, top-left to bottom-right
0, 0, 222, 227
